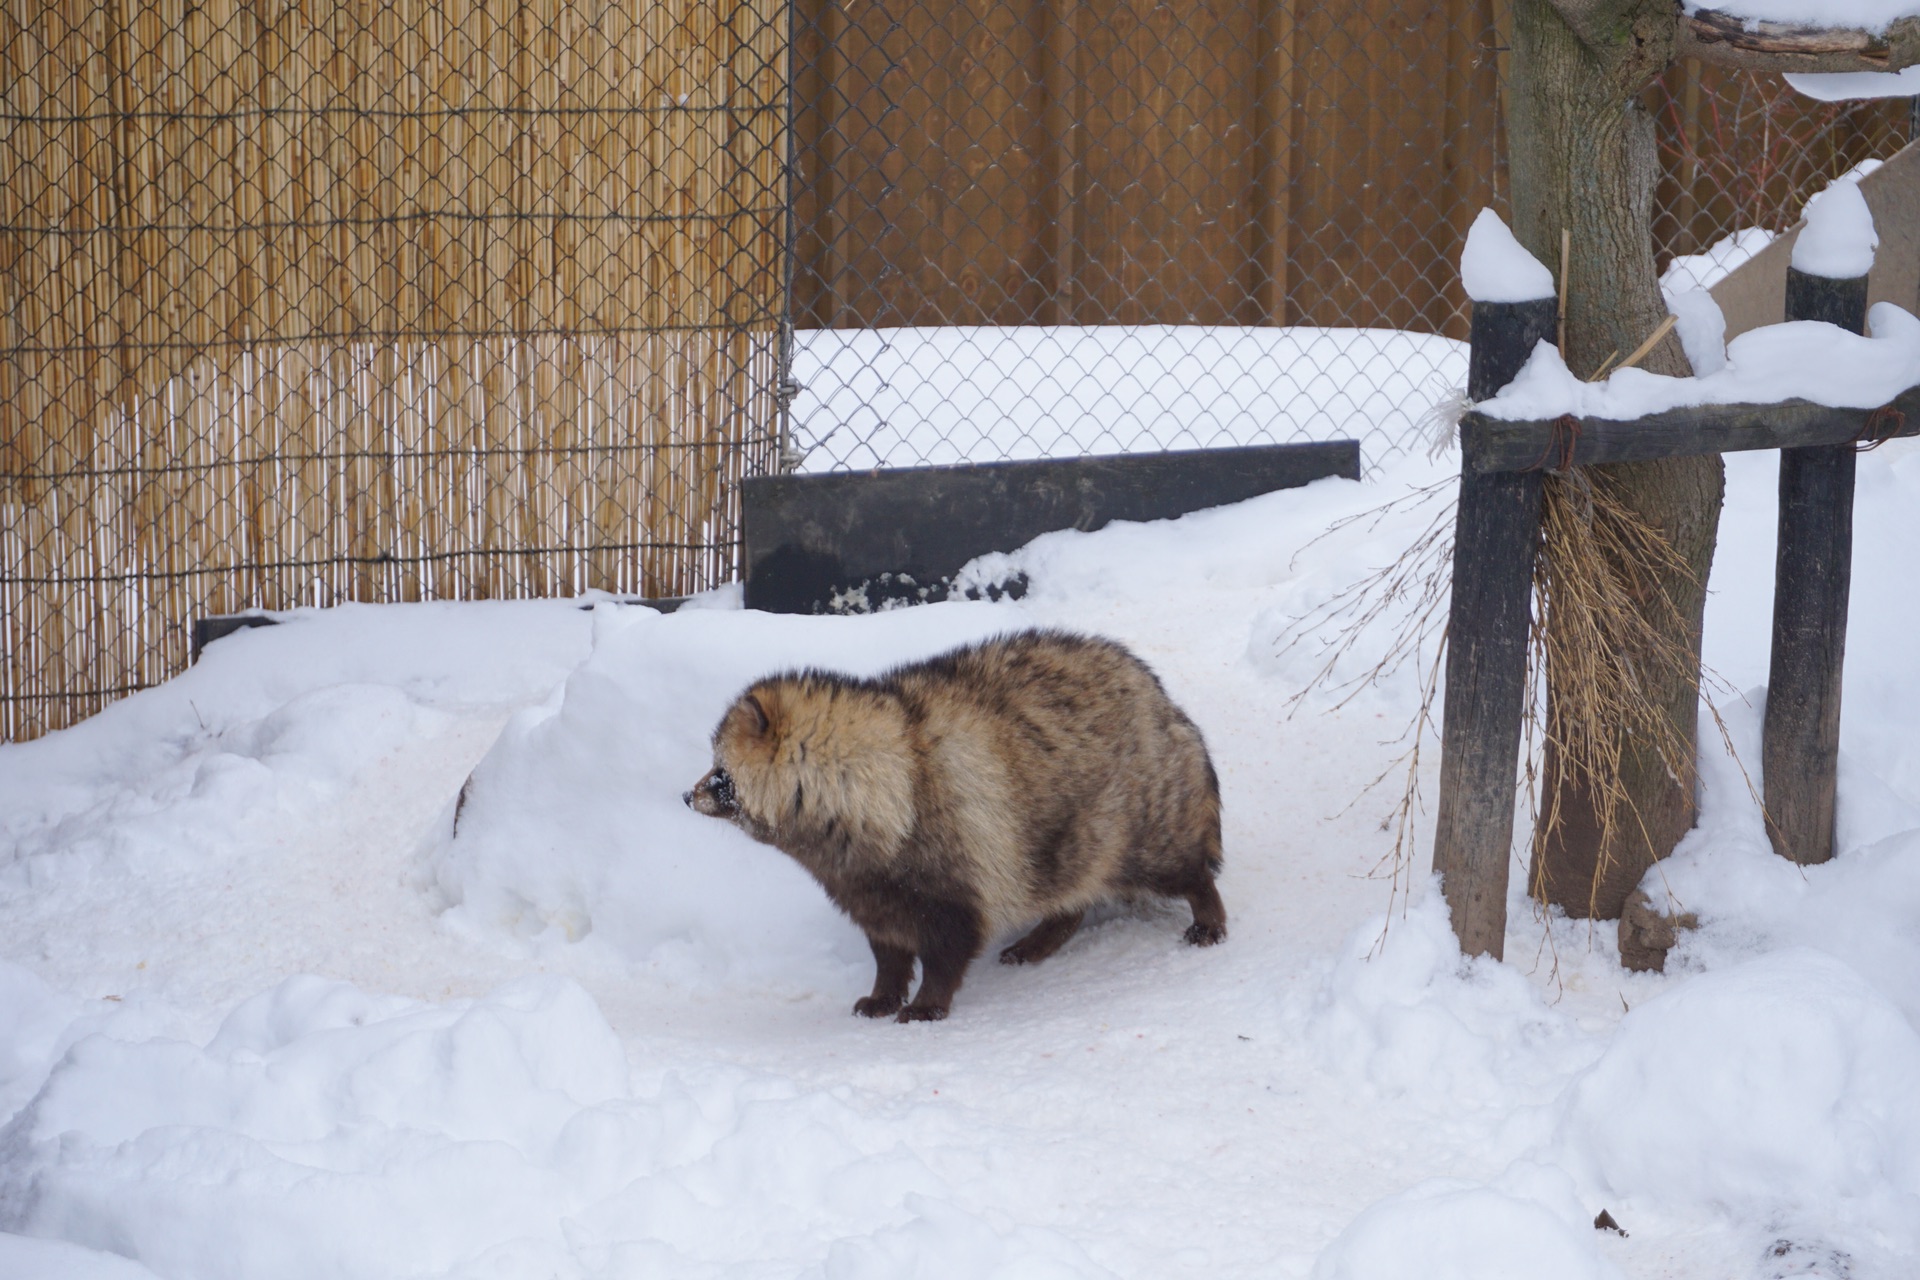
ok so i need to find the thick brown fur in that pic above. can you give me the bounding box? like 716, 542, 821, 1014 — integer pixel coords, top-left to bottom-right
684, 630, 1226, 1022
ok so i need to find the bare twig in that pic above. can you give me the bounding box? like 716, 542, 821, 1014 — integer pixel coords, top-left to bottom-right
1615, 315, 1678, 373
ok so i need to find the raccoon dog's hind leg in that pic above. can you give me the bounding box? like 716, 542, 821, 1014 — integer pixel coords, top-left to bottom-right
1128, 801, 1227, 947
998, 917, 1090, 967
998, 910, 1086, 966
1177, 816, 1229, 946
1180, 873, 1228, 947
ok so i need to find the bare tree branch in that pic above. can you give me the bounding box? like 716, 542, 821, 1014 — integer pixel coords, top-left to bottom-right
1678, 8, 1920, 73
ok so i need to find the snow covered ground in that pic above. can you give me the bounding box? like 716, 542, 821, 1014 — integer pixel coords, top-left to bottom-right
6, 415, 1920, 1278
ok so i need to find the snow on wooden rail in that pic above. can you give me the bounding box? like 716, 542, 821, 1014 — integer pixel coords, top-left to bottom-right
1677, 6, 1920, 72
1458, 384, 1920, 473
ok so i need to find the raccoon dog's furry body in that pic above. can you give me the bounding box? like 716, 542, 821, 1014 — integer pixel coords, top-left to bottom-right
684, 630, 1225, 1022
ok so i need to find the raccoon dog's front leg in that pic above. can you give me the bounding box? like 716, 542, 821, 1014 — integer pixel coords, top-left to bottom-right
854, 938, 914, 1018
897, 898, 984, 1023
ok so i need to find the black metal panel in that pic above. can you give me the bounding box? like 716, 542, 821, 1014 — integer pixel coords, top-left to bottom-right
741, 441, 1361, 613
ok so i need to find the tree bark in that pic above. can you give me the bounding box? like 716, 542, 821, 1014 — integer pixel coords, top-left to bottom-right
1505, 0, 1724, 919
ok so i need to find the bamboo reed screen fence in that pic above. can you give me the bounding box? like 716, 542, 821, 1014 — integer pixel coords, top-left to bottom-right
1, 0, 787, 740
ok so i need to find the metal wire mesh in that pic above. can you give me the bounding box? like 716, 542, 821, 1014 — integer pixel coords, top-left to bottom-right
1651, 62, 1913, 271
787, 0, 1506, 473
1, 0, 787, 740
787, 4, 1918, 475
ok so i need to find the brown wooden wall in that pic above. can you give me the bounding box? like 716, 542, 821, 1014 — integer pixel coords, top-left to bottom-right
792, 0, 1505, 335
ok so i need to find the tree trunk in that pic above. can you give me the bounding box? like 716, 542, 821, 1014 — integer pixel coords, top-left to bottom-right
1505, 0, 1725, 919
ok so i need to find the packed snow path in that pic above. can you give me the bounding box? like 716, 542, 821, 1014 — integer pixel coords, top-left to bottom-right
4, 445, 1920, 1280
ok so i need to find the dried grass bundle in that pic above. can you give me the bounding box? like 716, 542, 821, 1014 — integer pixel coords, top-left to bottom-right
1527, 469, 1703, 918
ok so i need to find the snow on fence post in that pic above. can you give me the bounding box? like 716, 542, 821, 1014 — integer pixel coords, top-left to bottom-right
1764, 187, 1876, 865
1432, 288, 1557, 960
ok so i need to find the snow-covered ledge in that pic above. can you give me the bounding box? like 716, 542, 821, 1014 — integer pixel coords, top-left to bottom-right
1476, 302, 1920, 423
1474, 169, 1910, 424
1678, 3, 1920, 73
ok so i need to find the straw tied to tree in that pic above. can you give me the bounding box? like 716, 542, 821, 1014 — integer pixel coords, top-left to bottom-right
1436, 1, 1920, 965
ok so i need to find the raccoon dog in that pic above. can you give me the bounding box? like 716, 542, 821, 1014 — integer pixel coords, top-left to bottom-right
683, 630, 1225, 1022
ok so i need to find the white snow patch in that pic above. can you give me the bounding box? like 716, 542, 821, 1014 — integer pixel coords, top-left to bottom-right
1661, 227, 1776, 294
789, 325, 1466, 471
1312, 1177, 1624, 1280
1480, 301, 1920, 420
1788, 65, 1920, 99
1661, 286, 1729, 376
1557, 950, 1920, 1249
1684, 0, 1920, 35
0, 1235, 164, 1280
1461, 209, 1556, 304
1793, 180, 1879, 279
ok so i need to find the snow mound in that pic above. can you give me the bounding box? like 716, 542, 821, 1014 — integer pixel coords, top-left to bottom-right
432, 600, 1022, 987
1461, 209, 1556, 304
1312, 1177, 1622, 1280
1558, 949, 1920, 1243
0, 975, 630, 1278
1305, 891, 1589, 1109
1793, 180, 1879, 280
1, 970, 1065, 1279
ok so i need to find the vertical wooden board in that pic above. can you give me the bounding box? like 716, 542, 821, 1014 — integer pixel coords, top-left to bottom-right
1429, 296, 1557, 959
1248, 0, 1295, 323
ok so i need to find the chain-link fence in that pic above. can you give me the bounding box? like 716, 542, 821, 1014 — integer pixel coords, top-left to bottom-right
786, 0, 1916, 473
5, 0, 1916, 740
787, 0, 1505, 472
1651, 60, 1913, 272
1, 0, 787, 740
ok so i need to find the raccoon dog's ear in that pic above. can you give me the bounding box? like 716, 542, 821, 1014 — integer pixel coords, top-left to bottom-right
741, 693, 771, 736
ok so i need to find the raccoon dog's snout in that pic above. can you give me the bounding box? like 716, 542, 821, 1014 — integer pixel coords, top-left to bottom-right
685, 766, 738, 817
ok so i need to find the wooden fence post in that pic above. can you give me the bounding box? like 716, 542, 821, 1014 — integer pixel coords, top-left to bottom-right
1432, 297, 1556, 959
1763, 268, 1870, 865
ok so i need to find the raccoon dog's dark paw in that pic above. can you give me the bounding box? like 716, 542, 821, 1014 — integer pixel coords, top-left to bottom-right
896, 1003, 949, 1023
1184, 922, 1227, 947
853, 995, 903, 1018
